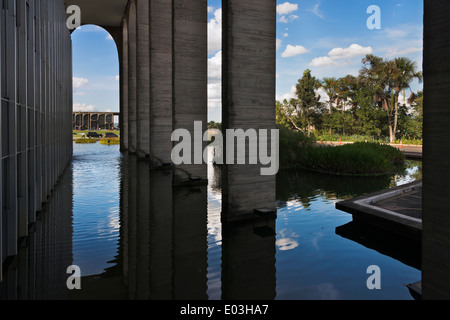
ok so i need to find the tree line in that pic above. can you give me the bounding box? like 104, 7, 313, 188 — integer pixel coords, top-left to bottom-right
276, 54, 423, 143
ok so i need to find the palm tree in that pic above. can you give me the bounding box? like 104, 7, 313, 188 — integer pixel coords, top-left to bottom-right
360, 54, 415, 143
391, 57, 423, 142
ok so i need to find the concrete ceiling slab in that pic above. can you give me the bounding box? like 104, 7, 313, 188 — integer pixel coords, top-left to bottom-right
66, 0, 128, 27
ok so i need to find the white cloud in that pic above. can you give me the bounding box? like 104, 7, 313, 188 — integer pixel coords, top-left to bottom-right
73, 77, 89, 96
309, 44, 372, 68
208, 6, 215, 13
208, 8, 222, 55
208, 50, 222, 82
311, 3, 324, 19
328, 44, 373, 59
73, 77, 89, 89
115, 75, 120, 81
276, 38, 282, 51
310, 56, 337, 67
386, 47, 422, 57
208, 82, 222, 110
106, 34, 114, 40
383, 28, 409, 39
73, 103, 96, 112
279, 16, 289, 23
276, 85, 297, 102
277, 2, 299, 15
208, 50, 222, 110
281, 44, 310, 58
279, 15, 299, 24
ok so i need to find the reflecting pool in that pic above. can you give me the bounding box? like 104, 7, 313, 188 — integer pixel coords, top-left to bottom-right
0, 143, 422, 300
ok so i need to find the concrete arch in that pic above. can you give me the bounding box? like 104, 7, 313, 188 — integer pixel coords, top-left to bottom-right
68, 0, 128, 27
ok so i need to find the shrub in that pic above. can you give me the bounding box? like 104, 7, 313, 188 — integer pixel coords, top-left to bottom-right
278, 125, 316, 167
282, 141, 406, 176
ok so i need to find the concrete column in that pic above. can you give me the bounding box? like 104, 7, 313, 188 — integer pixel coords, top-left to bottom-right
0, 0, 3, 282
119, 19, 128, 150
26, 0, 36, 227
17, 0, 29, 239
221, 0, 277, 222
172, 0, 208, 183
422, 0, 450, 300
3, 0, 18, 258
34, 0, 42, 213
149, 0, 173, 166
127, 0, 138, 153
136, 0, 150, 157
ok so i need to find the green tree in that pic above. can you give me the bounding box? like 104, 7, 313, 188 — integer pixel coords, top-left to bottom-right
391, 57, 423, 141
276, 100, 293, 129
295, 69, 323, 136
360, 54, 423, 143
321, 77, 339, 134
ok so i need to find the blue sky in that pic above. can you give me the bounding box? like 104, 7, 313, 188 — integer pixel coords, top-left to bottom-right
72, 0, 423, 122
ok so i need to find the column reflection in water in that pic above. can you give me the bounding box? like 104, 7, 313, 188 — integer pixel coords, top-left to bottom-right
210, 147, 277, 300
0, 165, 73, 300
221, 218, 277, 300
120, 154, 208, 299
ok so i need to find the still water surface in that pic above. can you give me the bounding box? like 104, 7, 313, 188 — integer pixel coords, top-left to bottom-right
1, 143, 422, 299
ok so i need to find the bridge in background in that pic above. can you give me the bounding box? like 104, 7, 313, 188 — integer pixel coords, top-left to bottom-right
73, 112, 120, 130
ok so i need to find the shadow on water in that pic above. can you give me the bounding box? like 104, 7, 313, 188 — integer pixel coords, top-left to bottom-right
1, 143, 422, 300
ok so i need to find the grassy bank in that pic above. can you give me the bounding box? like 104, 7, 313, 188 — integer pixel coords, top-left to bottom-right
73, 130, 120, 139
100, 138, 120, 145
279, 127, 406, 176
74, 139, 97, 144
316, 133, 423, 146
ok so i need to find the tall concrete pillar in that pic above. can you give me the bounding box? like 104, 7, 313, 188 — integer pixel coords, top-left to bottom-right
221, 0, 277, 222
121, 18, 129, 151
127, 0, 138, 153
172, 0, 208, 183
136, 0, 150, 157
2, 0, 18, 260
422, 0, 450, 300
149, 0, 173, 166
0, 0, 3, 281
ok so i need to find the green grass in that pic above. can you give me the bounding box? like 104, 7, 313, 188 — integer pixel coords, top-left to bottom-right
100, 138, 120, 145
74, 139, 97, 144
394, 139, 423, 145
316, 134, 389, 144
279, 128, 406, 176
316, 133, 423, 146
